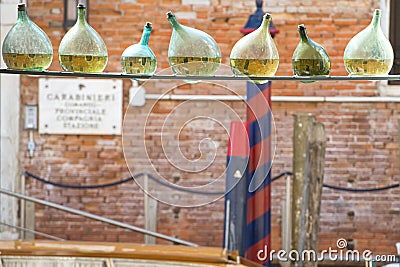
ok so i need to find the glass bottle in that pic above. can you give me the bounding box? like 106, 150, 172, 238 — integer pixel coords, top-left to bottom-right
58, 4, 108, 73
230, 13, 279, 83
2, 3, 53, 70
292, 24, 331, 78
121, 22, 157, 75
344, 9, 394, 76
167, 11, 221, 76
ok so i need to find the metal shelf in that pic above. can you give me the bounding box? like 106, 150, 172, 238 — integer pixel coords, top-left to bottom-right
1, 68, 400, 81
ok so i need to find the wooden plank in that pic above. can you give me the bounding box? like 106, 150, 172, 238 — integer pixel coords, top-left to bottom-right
19, 174, 34, 240
298, 122, 326, 267
0, 240, 229, 265
291, 113, 316, 257
20, 174, 25, 240
24, 201, 35, 240
143, 174, 157, 244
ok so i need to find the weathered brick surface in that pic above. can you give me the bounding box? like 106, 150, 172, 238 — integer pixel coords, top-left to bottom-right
16, 0, 399, 257
272, 102, 400, 254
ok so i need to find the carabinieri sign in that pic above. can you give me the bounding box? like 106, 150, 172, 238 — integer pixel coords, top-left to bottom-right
38, 78, 123, 135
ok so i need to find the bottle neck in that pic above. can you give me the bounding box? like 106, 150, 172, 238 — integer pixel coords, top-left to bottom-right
371, 10, 381, 30
298, 27, 309, 42
140, 25, 152, 46
17, 8, 28, 22
167, 14, 181, 30
77, 7, 86, 24
260, 14, 271, 35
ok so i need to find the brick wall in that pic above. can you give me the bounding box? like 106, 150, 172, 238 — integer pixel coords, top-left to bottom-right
17, 0, 399, 257
272, 101, 400, 254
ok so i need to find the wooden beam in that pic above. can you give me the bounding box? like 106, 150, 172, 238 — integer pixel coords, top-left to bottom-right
298, 122, 326, 267
144, 174, 158, 244
291, 113, 316, 256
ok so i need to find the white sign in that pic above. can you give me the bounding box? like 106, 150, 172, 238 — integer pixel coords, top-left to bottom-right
39, 78, 123, 135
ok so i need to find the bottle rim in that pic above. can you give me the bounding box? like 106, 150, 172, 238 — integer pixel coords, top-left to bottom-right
298, 24, 306, 30
166, 11, 175, 18
374, 9, 381, 15
263, 13, 272, 19
17, 3, 26, 11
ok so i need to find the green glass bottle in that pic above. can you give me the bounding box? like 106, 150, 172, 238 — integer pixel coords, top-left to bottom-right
292, 24, 331, 78
58, 4, 108, 73
344, 9, 394, 76
121, 22, 157, 75
2, 3, 53, 70
167, 11, 221, 77
230, 13, 279, 84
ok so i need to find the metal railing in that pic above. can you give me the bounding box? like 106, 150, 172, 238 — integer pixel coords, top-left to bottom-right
2, 68, 400, 81
0, 188, 197, 247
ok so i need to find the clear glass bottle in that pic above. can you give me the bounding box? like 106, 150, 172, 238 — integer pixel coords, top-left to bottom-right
167, 11, 221, 76
2, 3, 53, 70
344, 9, 394, 76
230, 13, 279, 83
121, 22, 156, 75
58, 4, 108, 73
292, 24, 331, 77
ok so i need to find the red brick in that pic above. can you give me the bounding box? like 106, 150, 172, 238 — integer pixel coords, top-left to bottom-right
63, 151, 86, 158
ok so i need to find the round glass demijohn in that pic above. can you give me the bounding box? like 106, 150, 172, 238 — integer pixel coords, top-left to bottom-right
2, 3, 53, 70
343, 9, 394, 76
166, 11, 222, 77
292, 24, 331, 80
121, 22, 157, 75
230, 13, 279, 84
58, 4, 108, 73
